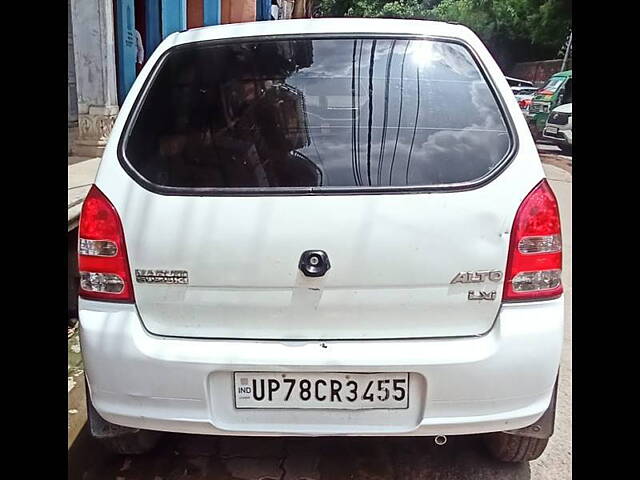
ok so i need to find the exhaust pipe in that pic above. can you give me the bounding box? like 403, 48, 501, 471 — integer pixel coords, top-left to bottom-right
434, 435, 447, 446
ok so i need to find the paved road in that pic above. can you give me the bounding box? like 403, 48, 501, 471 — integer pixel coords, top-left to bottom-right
69, 161, 572, 480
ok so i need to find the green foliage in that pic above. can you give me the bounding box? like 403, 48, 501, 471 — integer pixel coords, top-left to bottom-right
317, 0, 357, 16
318, 1, 436, 18
432, 0, 555, 43
347, 1, 430, 18
528, 0, 571, 47
316, 0, 571, 65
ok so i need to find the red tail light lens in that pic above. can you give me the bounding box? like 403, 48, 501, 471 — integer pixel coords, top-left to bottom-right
78, 185, 134, 302
504, 179, 562, 301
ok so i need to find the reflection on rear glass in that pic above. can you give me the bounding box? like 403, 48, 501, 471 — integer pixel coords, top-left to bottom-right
125, 38, 511, 190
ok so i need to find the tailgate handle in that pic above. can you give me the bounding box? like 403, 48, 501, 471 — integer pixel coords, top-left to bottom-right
299, 250, 331, 277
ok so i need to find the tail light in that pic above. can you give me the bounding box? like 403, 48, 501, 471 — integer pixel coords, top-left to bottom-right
504, 179, 562, 301
519, 98, 531, 109
78, 185, 134, 302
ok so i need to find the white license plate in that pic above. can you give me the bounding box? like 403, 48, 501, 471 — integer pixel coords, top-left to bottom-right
234, 372, 409, 409
546, 126, 558, 134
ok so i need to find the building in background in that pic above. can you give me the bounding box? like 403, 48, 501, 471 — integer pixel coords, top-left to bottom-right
68, 0, 314, 157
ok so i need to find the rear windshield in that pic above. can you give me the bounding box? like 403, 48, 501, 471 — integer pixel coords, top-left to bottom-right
123, 37, 511, 191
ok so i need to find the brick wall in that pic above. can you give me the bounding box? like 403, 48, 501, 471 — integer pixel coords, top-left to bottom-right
510, 59, 572, 86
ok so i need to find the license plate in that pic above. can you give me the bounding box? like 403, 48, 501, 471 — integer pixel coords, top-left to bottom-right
234, 372, 409, 409
546, 126, 558, 134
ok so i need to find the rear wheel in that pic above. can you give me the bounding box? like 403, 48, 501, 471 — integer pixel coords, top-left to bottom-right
483, 432, 549, 462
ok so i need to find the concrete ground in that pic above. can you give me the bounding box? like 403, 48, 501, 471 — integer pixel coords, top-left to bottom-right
68, 154, 572, 480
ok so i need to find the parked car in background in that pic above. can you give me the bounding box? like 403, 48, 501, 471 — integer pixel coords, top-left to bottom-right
527, 70, 572, 138
512, 86, 538, 113
542, 103, 572, 154
512, 86, 538, 98
78, 18, 564, 463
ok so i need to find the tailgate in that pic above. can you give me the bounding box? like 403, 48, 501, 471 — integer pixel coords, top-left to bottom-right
125, 189, 511, 340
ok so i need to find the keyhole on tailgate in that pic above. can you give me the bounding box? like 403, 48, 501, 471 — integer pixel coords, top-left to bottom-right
299, 250, 331, 277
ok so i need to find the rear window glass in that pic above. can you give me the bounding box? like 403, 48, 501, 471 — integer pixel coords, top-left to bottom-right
124, 37, 511, 190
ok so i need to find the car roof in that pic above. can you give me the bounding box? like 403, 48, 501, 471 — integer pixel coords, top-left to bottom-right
173, 18, 476, 46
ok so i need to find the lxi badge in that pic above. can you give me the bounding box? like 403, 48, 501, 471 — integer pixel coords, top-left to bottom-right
451, 270, 502, 301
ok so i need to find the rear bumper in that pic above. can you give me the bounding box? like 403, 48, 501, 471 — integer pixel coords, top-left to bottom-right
79, 297, 564, 437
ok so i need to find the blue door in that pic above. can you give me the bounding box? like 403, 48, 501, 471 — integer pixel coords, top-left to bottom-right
161, 0, 186, 38
146, 0, 162, 56
116, 0, 138, 103
256, 0, 272, 21
203, 0, 221, 26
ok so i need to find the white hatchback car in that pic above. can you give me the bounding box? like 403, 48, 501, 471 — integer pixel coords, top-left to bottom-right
78, 18, 564, 463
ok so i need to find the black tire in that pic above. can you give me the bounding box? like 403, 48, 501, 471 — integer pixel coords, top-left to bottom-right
483, 433, 549, 462
86, 384, 161, 455
97, 430, 162, 455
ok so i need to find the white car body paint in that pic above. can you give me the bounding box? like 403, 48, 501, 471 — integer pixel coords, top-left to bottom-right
80, 18, 563, 437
